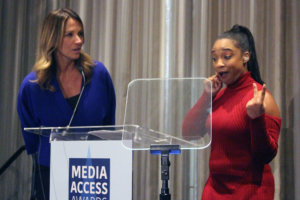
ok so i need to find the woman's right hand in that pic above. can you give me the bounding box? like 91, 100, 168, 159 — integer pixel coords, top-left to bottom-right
204, 74, 222, 98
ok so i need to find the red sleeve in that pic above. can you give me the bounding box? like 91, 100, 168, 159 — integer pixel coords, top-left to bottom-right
249, 113, 281, 164
182, 92, 211, 138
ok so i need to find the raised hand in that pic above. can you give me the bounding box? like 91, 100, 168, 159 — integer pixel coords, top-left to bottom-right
246, 83, 266, 119
204, 74, 223, 98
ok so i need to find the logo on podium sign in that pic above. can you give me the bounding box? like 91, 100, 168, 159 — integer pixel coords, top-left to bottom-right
69, 158, 110, 200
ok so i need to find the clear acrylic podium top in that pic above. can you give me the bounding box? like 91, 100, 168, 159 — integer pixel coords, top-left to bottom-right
25, 77, 212, 151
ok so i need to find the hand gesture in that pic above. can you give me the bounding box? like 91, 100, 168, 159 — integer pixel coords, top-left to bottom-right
205, 74, 222, 98
246, 83, 266, 119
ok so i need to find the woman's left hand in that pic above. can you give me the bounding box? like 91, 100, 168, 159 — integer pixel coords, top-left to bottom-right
246, 83, 266, 119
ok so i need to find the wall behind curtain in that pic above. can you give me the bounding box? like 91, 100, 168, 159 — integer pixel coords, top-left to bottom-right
0, 0, 299, 199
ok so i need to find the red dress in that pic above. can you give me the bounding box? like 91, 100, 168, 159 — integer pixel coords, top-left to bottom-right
184, 72, 281, 200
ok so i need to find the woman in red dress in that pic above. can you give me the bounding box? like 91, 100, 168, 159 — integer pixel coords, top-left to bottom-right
182, 25, 281, 200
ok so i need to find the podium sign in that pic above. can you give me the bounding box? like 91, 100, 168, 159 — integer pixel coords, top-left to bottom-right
50, 140, 132, 200
25, 126, 132, 200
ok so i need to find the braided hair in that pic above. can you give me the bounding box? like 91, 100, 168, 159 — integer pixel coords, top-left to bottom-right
218, 24, 264, 84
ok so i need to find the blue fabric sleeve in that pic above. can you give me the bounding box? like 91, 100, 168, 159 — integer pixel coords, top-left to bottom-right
17, 73, 39, 154
92, 61, 116, 125
103, 67, 116, 125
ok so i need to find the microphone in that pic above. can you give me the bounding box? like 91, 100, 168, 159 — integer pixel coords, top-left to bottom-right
66, 66, 86, 128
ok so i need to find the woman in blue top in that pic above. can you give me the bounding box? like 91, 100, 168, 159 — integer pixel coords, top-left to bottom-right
17, 8, 116, 200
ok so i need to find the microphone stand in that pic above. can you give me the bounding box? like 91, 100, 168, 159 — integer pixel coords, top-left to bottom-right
150, 144, 181, 200
66, 66, 86, 128
63, 66, 85, 137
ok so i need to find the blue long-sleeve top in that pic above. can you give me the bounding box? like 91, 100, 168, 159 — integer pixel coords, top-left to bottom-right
17, 61, 116, 166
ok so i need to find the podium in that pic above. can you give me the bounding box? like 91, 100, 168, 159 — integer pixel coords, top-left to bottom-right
25, 126, 133, 200
25, 77, 212, 200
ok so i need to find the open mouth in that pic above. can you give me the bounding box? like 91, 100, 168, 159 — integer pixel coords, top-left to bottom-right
218, 71, 228, 78
73, 48, 81, 53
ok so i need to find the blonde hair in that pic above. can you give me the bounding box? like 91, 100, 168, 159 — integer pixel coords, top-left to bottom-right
33, 8, 94, 91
